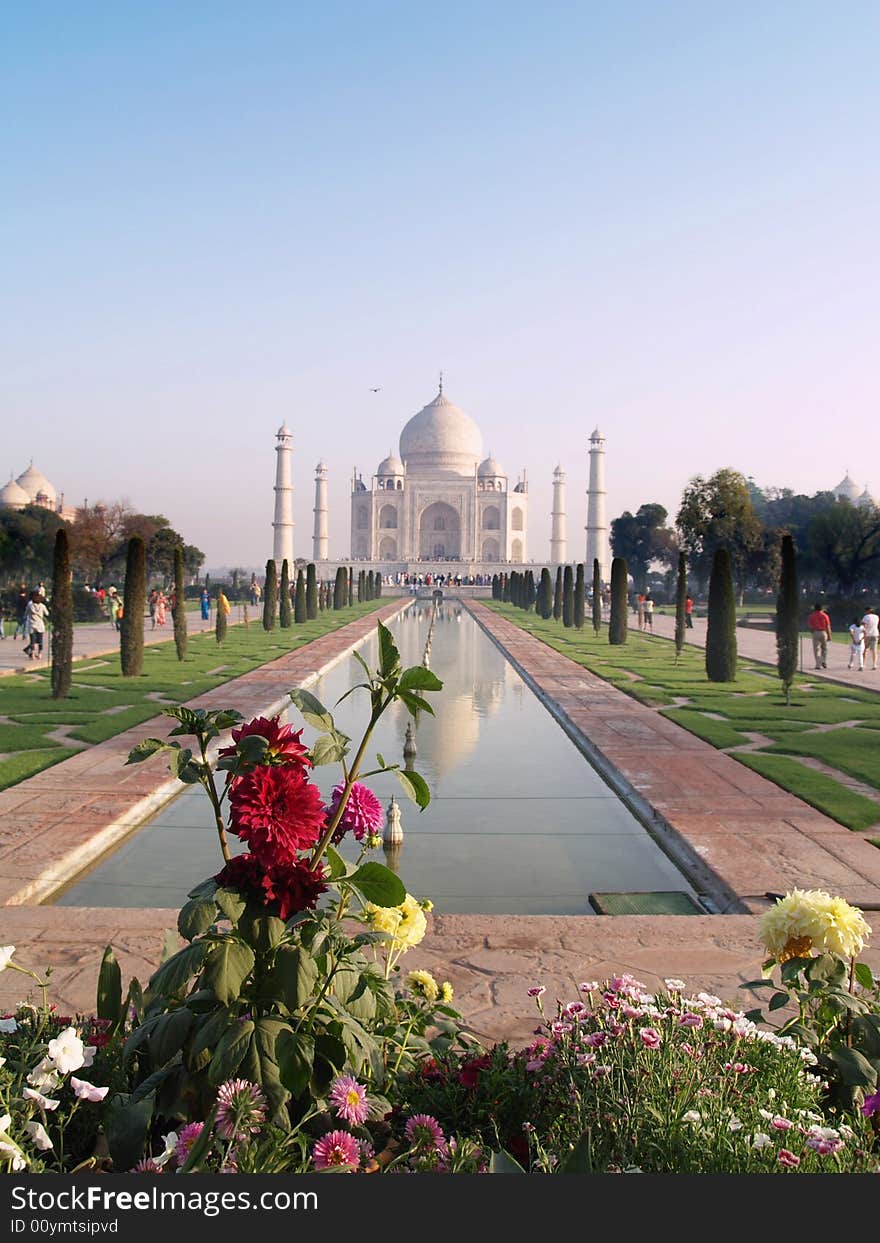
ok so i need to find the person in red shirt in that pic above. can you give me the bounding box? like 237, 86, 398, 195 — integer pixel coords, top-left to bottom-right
685, 596, 694, 629
807, 602, 832, 670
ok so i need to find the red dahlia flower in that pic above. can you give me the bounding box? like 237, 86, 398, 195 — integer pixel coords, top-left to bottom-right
215, 853, 327, 919
219, 716, 310, 771
229, 765, 326, 864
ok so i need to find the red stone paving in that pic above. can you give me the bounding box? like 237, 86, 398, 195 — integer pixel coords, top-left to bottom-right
2, 596, 880, 1047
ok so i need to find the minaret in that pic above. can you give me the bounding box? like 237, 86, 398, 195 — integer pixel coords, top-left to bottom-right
312, 460, 329, 561
585, 428, 609, 581
272, 424, 294, 567
550, 465, 566, 565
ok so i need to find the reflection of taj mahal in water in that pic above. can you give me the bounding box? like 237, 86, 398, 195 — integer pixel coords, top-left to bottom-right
271, 381, 612, 576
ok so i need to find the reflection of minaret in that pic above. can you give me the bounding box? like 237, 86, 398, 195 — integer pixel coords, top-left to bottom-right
273, 424, 294, 567
585, 428, 609, 580
313, 461, 329, 561
550, 465, 566, 565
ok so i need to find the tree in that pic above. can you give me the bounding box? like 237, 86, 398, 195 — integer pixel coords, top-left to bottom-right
146, 525, 182, 586
375, 571, 382, 598
120, 536, 146, 677
263, 560, 277, 631
610, 504, 677, 593
502, 573, 510, 604
334, 566, 347, 609
357, 570, 364, 603
492, 573, 499, 600
553, 566, 563, 621
674, 551, 687, 662
306, 564, 318, 619
592, 559, 602, 636
609, 558, 628, 644
537, 567, 553, 619
676, 470, 763, 598
173, 545, 187, 661
279, 559, 292, 628
68, 501, 132, 583
0, 506, 67, 586
348, 567, 354, 606
776, 534, 799, 706
807, 502, 880, 595
183, 544, 206, 580
50, 528, 73, 699
562, 565, 574, 627
294, 570, 306, 623
215, 590, 228, 644
574, 563, 585, 629
705, 547, 737, 682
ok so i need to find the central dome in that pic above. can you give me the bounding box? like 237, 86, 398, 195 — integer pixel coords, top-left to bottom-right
399, 387, 483, 474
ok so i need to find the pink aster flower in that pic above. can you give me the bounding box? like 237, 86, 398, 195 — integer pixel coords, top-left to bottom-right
526, 987, 545, 998
639, 1027, 661, 1049
862, 1091, 880, 1118
130, 1158, 164, 1173
585, 1031, 608, 1048
564, 1002, 587, 1018
404, 1114, 447, 1153
215, 1079, 266, 1140
806, 1134, 844, 1155
312, 1130, 361, 1171
678, 1013, 703, 1028
328, 1075, 370, 1126
777, 1149, 800, 1168
329, 782, 384, 842
771, 1116, 794, 1131
174, 1123, 204, 1165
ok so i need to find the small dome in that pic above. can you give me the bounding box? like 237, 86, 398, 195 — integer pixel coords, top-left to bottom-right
276, 424, 292, 438
377, 453, 404, 476
590, 427, 604, 442
478, 455, 505, 477
834, 473, 861, 502
859, 486, 876, 509
0, 476, 31, 508
399, 387, 482, 474
16, 464, 56, 506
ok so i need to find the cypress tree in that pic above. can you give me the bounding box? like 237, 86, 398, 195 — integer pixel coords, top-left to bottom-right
279, 559, 292, 628
50, 527, 73, 699
776, 534, 799, 705
706, 547, 737, 682
357, 570, 364, 603
306, 564, 318, 619
368, 571, 376, 601
294, 570, 306, 623
512, 572, 520, 608
375, 572, 382, 598
348, 567, 354, 607
333, 566, 346, 609
553, 566, 563, 621
563, 565, 574, 626
173, 544, 187, 661
502, 573, 510, 604
318, 581, 325, 611
609, 556, 628, 645
492, 573, 499, 600
674, 551, 687, 662
215, 590, 228, 644
537, 567, 553, 619
262, 561, 278, 631
592, 559, 602, 636
574, 563, 585, 630
120, 536, 146, 676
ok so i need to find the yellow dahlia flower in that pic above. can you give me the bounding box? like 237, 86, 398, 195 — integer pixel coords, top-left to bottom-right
439, 981, 454, 1003
760, 890, 871, 962
406, 969, 439, 1003
363, 892, 428, 952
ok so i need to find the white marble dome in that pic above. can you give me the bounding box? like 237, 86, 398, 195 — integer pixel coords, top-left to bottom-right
376, 452, 404, 476
834, 472, 861, 502
399, 387, 482, 474
0, 476, 31, 508
15, 464, 56, 506
478, 455, 505, 477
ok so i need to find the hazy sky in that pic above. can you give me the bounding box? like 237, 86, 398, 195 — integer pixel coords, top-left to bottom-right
3, 2, 878, 569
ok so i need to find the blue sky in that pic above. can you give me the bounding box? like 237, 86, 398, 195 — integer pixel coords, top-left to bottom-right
3, 2, 878, 566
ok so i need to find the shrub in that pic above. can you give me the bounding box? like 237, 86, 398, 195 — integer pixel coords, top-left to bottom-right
50, 529, 73, 700
262, 561, 278, 632
574, 563, 585, 630
306, 564, 318, 620
173, 545, 188, 661
776, 534, 799, 705
609, 556, 627, 645
120, 537, 146, 677
553, 567, 562, 621
592, 559, 602, 636
562, 565, 574, 627
294, 570, 306, 623
706, 547, 737, 682
674, 550, 687, 661
279, 560, 292, 629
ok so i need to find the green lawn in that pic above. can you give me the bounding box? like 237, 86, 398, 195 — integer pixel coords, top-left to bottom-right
0, 602, 387, 791
486, 602, 880, 834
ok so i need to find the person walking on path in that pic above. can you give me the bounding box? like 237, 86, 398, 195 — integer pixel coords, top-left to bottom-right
860, 606, 879, 671
848, 618, 866, 671
807, 602, 832, 670
22, 591, 49, 660
148, 589, 159, 630
200, 588, 210, 622
636, 593, 645, 630
156, 591, 167, 626
644, 593, 654, 631
685, 595, 694, 629
14, 584, 29, 639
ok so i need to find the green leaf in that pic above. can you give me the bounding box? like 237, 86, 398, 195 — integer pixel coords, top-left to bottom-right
855, 962, 875, 991
398, 666, 443, 692
248, 1019, 292, 1123
125, 738, 171, 765
346, 861, 406, 906
276, 1029, 316, 1097
237, 901, 286, 955
395, 767, 431, 810
377, 621, 401, 678
289, 689, 335, 733
169, 747, 194, 778
261, 946, 319, 1013
331, 967, 377, 1024
208, 1019, 255, 1085
310, 732, 350, 767
202, 940, 256, 1006
177, 898, 217, 942
148, 1007, 194, 1066
324, 845, 350, 881
398, 690, 435, 718
187, 876, 219, 901
560, 1130, 593, 1173
105, 1092, 155, 1172
769, 991, 791, 1011
96, 946, 122, 1027
187, 1008, 234, 1072
237, 734, 270, 763
147, 941, 210, 999
827, 1044, 878, 1089
488, 1149, 526, 1173
215, 887, 248, 924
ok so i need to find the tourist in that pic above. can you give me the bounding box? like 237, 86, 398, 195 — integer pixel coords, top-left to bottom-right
806, 601, 832, 670
644, 593, 654, 630
148, 589, 159, 629
156, 591, 167, 626
848, 618, 866, 671
22, 591, 49, 661
200, 588, 210, 622
685, 595, 694, 628
860, 606, 879, 671
14, 584, 28, 639
636, 592, 645, 629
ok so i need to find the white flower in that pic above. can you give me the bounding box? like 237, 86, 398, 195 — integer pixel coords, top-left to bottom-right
752, 1132, 772, 1149
24, 1121, 53, 1152
0, 947, 15, 973
0, 1115, 27, 1171
713, 1018, 733, 1033
728, 1116, 744, 1132
799, 1048, 818, 1066
664, 978, 686, 991
682, 1110, 702, 1124
22, 1087, 60, 1112
0, 1056, 5, 1069
154, 1132, 178, 1169
0, 1018, 18, 1034
70, 1078, 108, 1103
46, 1027, 86, 1075
27, 1058, 61, 1092
696, 992, 722, 1007
767, 1088, 776, 1100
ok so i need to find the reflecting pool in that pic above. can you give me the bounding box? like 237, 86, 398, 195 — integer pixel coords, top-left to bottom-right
57, 604, 698, 913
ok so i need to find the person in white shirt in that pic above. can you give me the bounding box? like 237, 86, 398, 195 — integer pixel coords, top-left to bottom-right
860, 607, 879, 671
23, 592, 49, 660
848, 619, 866, 671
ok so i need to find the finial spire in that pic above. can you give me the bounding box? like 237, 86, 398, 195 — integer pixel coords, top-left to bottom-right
438, 370, 443, 395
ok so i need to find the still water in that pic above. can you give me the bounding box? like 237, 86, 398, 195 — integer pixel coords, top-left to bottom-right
57, 604, 697, 913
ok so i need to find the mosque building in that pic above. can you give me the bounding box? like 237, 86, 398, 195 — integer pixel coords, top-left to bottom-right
833, 472, 875, 509
0, 463, 77, 521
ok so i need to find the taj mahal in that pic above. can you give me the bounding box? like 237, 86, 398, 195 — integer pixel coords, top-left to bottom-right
271, 380, 612, 577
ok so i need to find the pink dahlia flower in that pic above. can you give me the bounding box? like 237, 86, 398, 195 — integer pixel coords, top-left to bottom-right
312, 1130, 361, 1171
329, 782, 384, 842
328, 1075, 370, 1126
